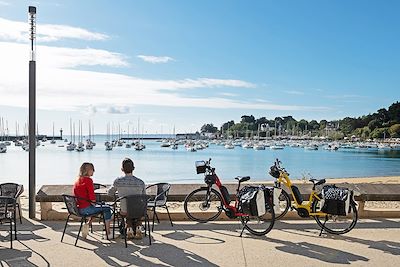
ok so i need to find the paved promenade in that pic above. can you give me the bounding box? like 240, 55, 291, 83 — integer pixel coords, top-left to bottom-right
1, 207, 399, 266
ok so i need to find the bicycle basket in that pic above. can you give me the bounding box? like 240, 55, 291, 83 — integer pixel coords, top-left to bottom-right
269, 166, 280, 178
195, 161, 207, 174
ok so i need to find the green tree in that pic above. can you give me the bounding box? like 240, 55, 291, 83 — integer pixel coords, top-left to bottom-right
298, 119, 308, 131
388, 124, 400, 138
369, 127, 389, 139
221, 120, 235, 132
309, 120, 320, 131
367, 119, 382, 131
200, 123, 218, 133
319, 120, 328, 130
241, 115, 256, 124
388, 102, 400, 123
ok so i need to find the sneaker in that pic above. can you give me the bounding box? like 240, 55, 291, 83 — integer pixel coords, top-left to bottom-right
134, 226, 143, 239
127, 227, 134, 239
81, 223, 89, 239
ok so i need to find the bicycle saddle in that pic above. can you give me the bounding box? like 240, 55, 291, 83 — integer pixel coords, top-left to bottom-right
235, 176, 250, 183
309, 178, 326, 186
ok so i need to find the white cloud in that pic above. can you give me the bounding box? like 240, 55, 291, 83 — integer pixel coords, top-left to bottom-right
137, 55, 174, 64
0, 1, 10, 6
219, 92, 238, 97
0, 17, 108, 43
0, 41, 327, 113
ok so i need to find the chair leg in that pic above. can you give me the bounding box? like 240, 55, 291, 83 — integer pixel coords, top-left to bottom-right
147, 215, 151, 245
10, 219, 13, 249
152, 206, 156, 232
154, 208, 160, 224
165, 205, 173, 227
17, 204, 22, 224
75, 218, 84, 246
61, 215, 70, 242
124, 226, 128, 248
13, 210, 17, 240
103, 214, 108, 240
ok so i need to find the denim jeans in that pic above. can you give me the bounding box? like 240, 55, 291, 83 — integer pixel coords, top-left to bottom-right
79, 204, 112, 221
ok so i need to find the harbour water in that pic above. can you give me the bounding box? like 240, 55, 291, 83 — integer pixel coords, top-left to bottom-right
1, 137, 400, 190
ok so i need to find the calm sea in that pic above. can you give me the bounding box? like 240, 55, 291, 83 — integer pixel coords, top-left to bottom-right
1, 138, 400, 190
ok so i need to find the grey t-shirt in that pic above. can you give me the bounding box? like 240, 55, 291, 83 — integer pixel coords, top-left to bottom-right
108, 175, 145, 212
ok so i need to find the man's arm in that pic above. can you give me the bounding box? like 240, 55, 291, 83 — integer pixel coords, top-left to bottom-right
107, 179, 118, 196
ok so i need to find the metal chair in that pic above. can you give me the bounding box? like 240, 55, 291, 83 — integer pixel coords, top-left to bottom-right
0, 183, 24, 224
61, 195, 108, 246
0, 196, 17, 249
114, 195, 151, 247
146, 183, 173, 231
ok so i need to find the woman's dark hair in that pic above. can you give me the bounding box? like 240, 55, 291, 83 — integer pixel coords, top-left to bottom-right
122, 158, 135, 173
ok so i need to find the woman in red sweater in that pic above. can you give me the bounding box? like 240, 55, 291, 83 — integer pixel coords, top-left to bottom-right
73, 162, 113, 239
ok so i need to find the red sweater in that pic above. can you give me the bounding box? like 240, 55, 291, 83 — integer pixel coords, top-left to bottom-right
73, 176, 95, 209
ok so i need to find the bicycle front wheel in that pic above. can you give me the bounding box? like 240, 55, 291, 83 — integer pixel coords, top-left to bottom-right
184, 188, 223, 223
240, 201, 275, 236
312, 199, 358, 234
274, 189, 291, 220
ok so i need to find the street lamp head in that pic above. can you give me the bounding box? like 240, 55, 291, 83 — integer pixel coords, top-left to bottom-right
28, 6, 36, 14
28, 6, 37, 60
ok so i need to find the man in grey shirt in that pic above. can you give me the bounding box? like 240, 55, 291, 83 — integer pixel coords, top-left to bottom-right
108, 158, 145, 238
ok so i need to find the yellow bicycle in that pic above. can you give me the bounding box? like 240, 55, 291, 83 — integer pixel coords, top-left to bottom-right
270, 159, 358, 235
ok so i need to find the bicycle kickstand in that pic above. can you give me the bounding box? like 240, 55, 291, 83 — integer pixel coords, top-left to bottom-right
319, 216, 328, 236
240, 219, 248, 237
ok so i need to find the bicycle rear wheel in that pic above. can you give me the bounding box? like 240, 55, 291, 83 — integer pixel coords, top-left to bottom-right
274, 189, 291, 220
240, 201, 275, 236
184, 188, 223, 223
312, 199, 358, 234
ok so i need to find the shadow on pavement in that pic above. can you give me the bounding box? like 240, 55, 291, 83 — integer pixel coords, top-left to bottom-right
41, 220, 219, 266
0, 218, 50, 267
265, 237, 369, 264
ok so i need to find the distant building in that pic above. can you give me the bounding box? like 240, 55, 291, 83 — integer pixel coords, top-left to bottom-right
176, 132, 201, 140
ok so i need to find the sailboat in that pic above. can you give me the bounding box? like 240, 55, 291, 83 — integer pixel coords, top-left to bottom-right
0, 118, 6, 153
134, 118, 145, 151
75, 121, 85, 152
105, 122, 113, 151
171, 125, 178, 150
125, 125, 132, 148
66, 119, 76, 151
86, 120, 94, 150
50, 123, 56, 144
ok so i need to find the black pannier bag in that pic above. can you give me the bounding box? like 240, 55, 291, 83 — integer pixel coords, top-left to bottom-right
238, 186, 266, 216
321, 185, 350, 216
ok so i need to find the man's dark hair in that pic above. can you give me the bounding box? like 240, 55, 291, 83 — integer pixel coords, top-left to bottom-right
122, 158, 135, 173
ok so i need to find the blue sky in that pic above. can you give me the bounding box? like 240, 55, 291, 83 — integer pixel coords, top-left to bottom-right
0, 0, 399, 135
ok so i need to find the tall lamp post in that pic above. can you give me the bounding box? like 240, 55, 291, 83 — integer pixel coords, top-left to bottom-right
28, 6, 37, 219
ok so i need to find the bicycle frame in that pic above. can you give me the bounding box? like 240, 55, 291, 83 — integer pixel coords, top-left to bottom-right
276, 171, 327, 217
204, 171, 249, 218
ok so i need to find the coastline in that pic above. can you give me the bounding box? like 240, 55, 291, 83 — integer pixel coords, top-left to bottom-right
17, 175, 399, 220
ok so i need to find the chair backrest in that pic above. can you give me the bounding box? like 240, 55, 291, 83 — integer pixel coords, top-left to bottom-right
0, 183, 22, 198
0, 196, 15, 220
62, 195, 81, 217
93, 183, 106, 202
155, 183, 171, 205
121, 195, 148, 219
93, 183, 106, 190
